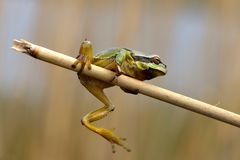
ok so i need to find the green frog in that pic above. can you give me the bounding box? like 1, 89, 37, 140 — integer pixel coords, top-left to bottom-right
72, 40, 167, 153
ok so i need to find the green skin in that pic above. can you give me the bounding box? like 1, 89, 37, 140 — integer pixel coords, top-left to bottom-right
72, 41, 167, 153
94, 48, 167, 80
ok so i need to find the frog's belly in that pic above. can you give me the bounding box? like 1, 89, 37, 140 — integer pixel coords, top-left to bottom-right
78, 74, 113, 90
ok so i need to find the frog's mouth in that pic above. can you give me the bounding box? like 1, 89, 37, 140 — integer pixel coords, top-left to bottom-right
139, 64, 166, 80
157, 63, 167, 74
148, 63, 167, 75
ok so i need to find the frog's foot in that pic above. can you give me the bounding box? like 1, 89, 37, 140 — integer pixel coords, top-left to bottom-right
71, 54, 91, 73
71, 56, 80, 69
81, 107, 131, 153
109, 66, 122, 83
97, 127, 131, 153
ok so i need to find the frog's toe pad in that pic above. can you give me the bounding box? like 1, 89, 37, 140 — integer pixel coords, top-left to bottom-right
71, 60, 79, 68
111, 143, 131, 153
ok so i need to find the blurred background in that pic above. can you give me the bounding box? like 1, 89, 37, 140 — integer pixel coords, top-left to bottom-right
1, 0, 240, 159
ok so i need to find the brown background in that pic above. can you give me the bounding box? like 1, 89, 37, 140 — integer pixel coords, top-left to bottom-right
1, 0, 240, 159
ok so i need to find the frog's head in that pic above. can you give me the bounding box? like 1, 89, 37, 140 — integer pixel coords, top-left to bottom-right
133, 54, 167, 80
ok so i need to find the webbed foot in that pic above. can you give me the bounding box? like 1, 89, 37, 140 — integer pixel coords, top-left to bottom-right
81, 106, 131, 153
96, 127, 131, 153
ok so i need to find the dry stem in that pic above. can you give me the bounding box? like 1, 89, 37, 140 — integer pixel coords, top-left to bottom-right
12, 39, 240, 128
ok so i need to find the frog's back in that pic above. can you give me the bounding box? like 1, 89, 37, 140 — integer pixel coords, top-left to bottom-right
94, 48, 123, 59
93, 48, 123, 71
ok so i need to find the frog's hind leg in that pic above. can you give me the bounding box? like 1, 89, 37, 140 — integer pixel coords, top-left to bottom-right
81, 82, 131, 152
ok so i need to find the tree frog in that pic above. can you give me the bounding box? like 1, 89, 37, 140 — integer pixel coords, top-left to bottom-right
72, 40, 167, 153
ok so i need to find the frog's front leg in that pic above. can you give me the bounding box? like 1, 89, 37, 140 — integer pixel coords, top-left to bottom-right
71, 40, 93, 71
80, 80, 131, 153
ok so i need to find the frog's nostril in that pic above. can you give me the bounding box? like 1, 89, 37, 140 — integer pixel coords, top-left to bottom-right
163, 63, 167, 68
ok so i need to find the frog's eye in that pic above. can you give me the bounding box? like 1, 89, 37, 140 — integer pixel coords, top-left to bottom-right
151, 56, 161, 64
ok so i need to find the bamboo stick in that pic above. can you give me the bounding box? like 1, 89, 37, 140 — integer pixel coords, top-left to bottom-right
12, 39, 240, 128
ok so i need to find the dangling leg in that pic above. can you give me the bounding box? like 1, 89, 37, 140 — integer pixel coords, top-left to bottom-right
73, 40, 130, 152
81, 82, 131, 152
